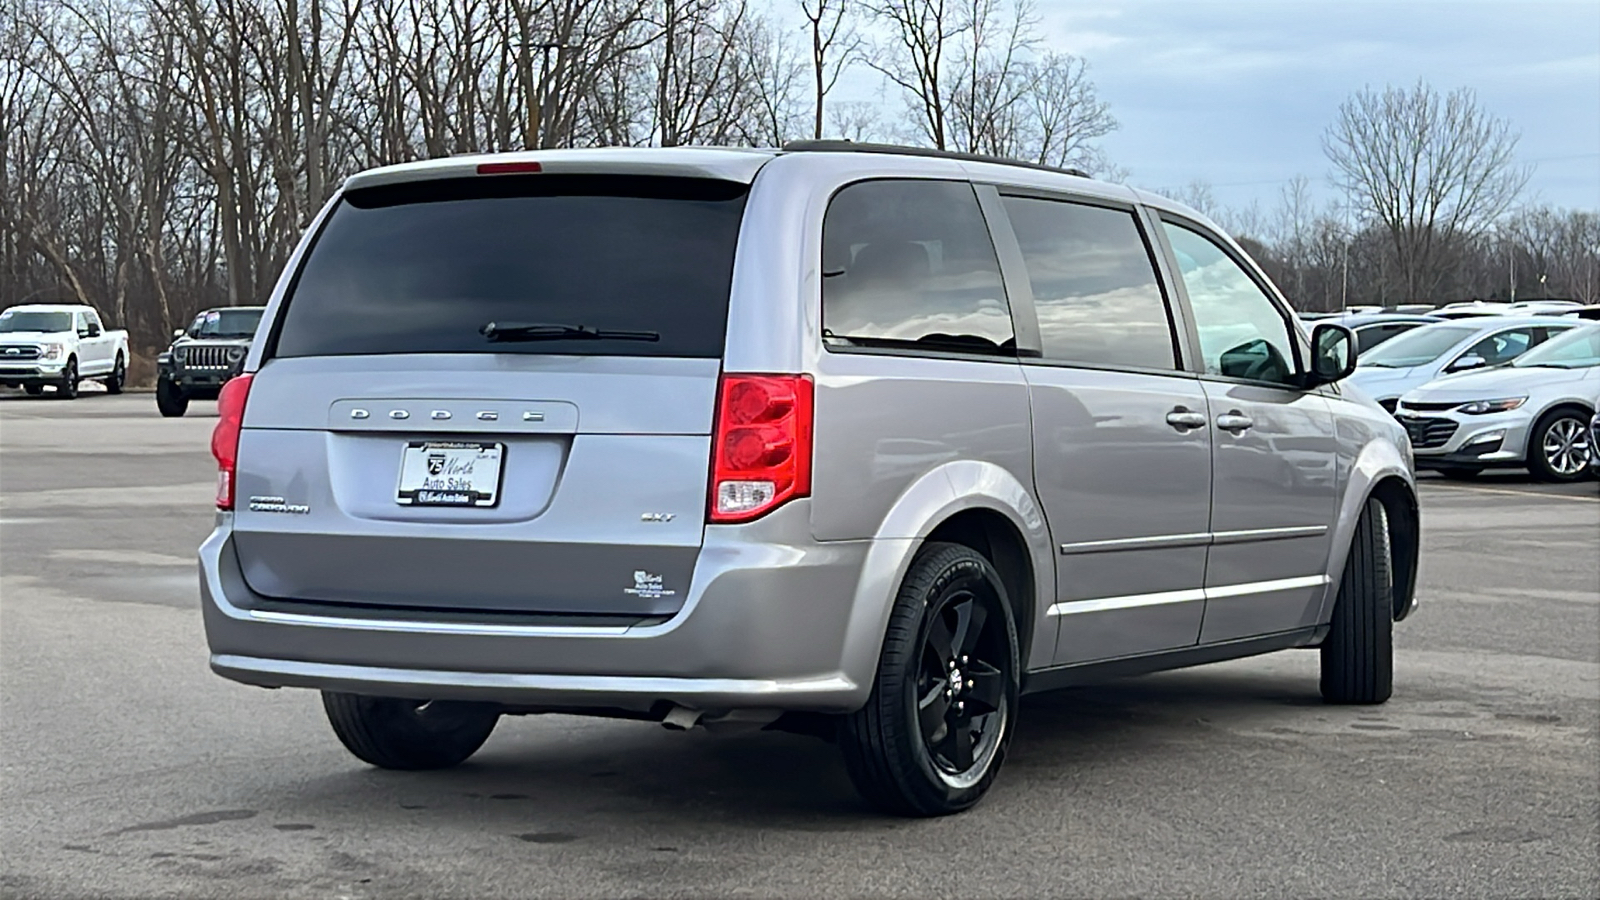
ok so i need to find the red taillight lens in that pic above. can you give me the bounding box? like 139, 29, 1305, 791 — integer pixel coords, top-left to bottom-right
211, 374, 253, 510
476, 161, 542, 175
710, 374, 813, 523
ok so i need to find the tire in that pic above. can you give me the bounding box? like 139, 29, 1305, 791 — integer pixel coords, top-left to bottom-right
1527, 409, 1592, 483
104, 354, 125, 394
1320, 499, 1394, 704
55, 357, 79, 400
840, 542, 1020, 817
23, 383, 43, 396
321, 692, 500, 770
1435, 467, 1480, 480
155, 377, 188, 417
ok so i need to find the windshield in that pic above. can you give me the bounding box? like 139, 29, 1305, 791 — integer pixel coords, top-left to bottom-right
0, 310, 72, 333
273, 175, 747, 359
1358, 324, 1475, 367
1510, 325, 1600, 369
192, 308, 263, 338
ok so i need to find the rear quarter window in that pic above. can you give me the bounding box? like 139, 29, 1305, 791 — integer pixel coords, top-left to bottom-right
271, 175, 748, 359
820, 179, 1015, 356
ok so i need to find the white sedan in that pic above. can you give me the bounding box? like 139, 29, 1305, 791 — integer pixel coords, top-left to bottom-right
1394, 323, 1600, 482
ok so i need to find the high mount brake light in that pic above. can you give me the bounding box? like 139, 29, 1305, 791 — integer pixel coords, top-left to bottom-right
476, 161, 543, 175
211, 374, 253, 510
709, 374, 813, 523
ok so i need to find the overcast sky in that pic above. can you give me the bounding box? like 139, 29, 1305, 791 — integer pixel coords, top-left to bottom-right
838, 0, 1600, 217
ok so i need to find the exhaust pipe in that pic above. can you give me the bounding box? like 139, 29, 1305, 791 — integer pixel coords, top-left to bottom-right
660, 705, 703, 731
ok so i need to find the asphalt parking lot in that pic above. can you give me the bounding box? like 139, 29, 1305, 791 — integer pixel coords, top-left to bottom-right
2, 392, 1597, 899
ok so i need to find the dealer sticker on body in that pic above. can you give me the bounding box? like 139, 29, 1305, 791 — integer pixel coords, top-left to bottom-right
395, 441, 505, 507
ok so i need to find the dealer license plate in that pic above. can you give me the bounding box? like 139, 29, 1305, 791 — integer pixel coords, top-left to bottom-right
395, 441, 505, 507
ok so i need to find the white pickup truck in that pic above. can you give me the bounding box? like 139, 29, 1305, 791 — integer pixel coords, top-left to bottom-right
0, 304, 130, 399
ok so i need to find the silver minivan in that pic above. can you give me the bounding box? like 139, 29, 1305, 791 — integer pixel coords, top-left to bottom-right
201, 144, 1420, 816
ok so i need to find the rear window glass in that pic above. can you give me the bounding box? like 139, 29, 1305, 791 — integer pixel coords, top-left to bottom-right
272, 175, 748, 358
821, 180, 1015, 356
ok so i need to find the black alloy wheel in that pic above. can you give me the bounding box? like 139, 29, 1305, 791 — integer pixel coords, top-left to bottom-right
56, 358, 78, 399
105, 354, 126, 394
916, 585, 1008, 780
840, 542, 1019, 816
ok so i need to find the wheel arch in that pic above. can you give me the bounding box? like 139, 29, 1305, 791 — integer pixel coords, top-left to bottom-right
840, 461, 1056, 688
924, 508, 1039, 672
1530, 400, 1595, 431
1367, 476, 1420, 622
1321, 437, 1419, 625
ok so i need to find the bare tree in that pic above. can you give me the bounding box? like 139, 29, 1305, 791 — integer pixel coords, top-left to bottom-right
1504, 207, 1600, 304
825, 98, 885, 141
1324, 81, 1530, 303
799, 0, 859, 140
864, 0, 960, 148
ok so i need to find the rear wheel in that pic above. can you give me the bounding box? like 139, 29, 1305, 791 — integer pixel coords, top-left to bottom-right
840, 542, 1019, 816
1528, 409, 1592, 483
1320, 499, 1394, 704
55, 358, 79, 399
321, 692, 500, 770
104, 354, 125, 394
155, 377, 188, 417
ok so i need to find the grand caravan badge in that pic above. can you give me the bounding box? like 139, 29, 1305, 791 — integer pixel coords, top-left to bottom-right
248, 496, 310, 514
624, 571, 676, 600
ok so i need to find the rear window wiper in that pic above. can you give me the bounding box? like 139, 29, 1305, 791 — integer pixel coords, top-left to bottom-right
480, 322, 660, 343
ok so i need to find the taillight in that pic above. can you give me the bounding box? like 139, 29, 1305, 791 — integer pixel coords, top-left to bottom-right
710, 374, 813, 523
211, 373, 253, 510
476, 161, 542, 175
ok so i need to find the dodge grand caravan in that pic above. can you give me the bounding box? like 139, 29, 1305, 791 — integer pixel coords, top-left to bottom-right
200, 143, 1420, 816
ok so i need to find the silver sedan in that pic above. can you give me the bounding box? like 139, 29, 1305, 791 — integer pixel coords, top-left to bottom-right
1394, 323, 1600, 481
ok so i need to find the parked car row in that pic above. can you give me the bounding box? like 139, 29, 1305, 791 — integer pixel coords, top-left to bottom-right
1343, 317, 1599, 482
0, 303, 265, 412
1301, 299, 1592, 322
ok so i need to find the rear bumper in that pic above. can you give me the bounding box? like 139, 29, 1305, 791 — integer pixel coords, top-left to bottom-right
200, 503, 884, 714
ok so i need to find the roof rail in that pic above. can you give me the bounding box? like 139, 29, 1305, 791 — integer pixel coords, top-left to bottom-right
780, 140, 1090, 179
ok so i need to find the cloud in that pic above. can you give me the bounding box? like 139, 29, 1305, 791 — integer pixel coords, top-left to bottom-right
1033, 0, 1600, 211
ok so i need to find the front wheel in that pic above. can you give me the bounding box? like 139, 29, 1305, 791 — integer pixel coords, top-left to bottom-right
155, 377, 188, 417
104, 354, 126, 394
23, 383, 43, 396
840, 542, 1019, 816
1321, 499, 1394, 704
1528, 409, 1592, 483
321, 692, 500, 770
55, 358, 79, 400
1435, 467, 1480, 480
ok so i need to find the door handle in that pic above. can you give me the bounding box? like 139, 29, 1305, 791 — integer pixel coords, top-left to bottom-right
1216, 411, 1254, 434
1165, 407, 1207, 430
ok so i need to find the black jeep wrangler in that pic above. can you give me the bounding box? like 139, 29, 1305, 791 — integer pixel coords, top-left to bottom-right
156, 306, 264, 417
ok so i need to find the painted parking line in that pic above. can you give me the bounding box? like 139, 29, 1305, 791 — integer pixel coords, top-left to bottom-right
1420, 483, 1600, 503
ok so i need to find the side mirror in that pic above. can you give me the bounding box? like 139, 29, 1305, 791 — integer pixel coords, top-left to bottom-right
1306, 323, 1356, 387
1450, 354, 1487, 372
173, 329, 185, 339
